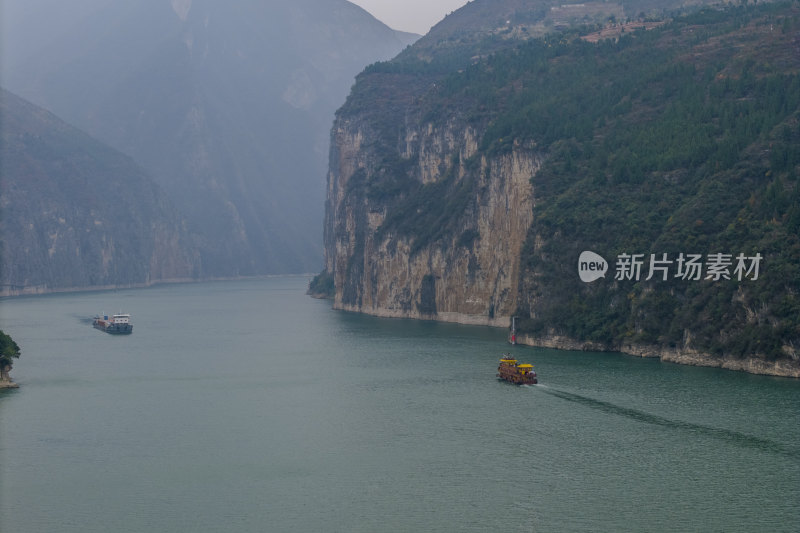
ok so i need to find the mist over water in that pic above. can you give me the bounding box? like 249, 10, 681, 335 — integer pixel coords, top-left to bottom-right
1, 277, 798, 532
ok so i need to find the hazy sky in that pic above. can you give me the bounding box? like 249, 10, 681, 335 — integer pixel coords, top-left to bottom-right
351, 0, 470, 34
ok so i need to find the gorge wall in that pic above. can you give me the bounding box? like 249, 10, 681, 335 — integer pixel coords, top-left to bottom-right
1, 89, 200, 296
2, 0, 417, 281
325, 114, 540, 326
320, 1, 800, 377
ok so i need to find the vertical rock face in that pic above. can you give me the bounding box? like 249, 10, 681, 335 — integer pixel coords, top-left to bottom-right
325, 113, 541, 326
0, 89, 200, 296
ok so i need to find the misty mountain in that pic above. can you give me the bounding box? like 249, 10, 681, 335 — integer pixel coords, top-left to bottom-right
411, 0, 722, 55
2, 0, 417, 277
0, 89, 200, 295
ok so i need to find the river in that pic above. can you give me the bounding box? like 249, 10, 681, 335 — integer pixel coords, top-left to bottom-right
1, 277, 798, 532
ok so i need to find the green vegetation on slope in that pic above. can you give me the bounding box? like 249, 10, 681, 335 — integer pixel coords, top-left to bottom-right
336, 1, 800, 362
0, 330, 21, 382
442, 2, 800, 360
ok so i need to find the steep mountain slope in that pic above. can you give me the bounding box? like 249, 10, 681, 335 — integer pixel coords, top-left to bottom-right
320, 1, 800, 376
2, 0, 417, 276
410, 0, 712, 55
0, 89, 199, 295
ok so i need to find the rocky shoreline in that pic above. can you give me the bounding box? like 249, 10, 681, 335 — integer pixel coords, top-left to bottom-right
330, 297, 800, 379
327, 302, 800, 378
0, 274, 315, 298
332, 302, 511, 328
516, 333, 800, 379
0, 378, 19, 389
22, 288, 790, 386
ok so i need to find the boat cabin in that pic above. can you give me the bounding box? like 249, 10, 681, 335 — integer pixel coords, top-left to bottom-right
517, 363, 534, 374
110, 314, 130, 324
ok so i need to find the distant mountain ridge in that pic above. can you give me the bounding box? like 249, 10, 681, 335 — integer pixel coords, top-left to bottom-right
2, 0, 417, 281
0, 89, 200, 295
411, 0, 712, 54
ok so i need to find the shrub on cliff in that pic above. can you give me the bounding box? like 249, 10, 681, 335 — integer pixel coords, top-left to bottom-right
308, 271, 335, 299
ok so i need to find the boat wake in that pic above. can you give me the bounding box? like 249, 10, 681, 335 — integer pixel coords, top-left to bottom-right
539, 386, 798, 458
72, 313, 94, 325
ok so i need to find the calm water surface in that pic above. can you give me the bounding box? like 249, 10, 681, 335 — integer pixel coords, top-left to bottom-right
1, 277, 798, 532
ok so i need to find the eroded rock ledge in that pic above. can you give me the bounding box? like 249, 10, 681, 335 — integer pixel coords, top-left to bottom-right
0, 377, 19, 389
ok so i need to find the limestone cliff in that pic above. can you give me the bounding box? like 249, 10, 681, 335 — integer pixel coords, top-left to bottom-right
325, 112, 540, 326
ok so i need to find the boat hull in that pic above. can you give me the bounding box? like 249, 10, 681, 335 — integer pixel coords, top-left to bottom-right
92, 317, 133, 335
94, 323, 133, 334
496, 373, 537, 385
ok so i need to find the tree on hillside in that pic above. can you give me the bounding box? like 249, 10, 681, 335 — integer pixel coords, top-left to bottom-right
0, 330, 21, 383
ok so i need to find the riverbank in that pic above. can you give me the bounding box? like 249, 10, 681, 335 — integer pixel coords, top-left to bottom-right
332, 302, 510, 328
0, 378, 19, 389
515, 333, 800, 379
330, 302, 800, 378
11, 280, 795, 379
0, 274, 316, 298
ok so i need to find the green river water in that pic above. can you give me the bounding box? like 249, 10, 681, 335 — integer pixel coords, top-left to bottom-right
1, 277, 798, 532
